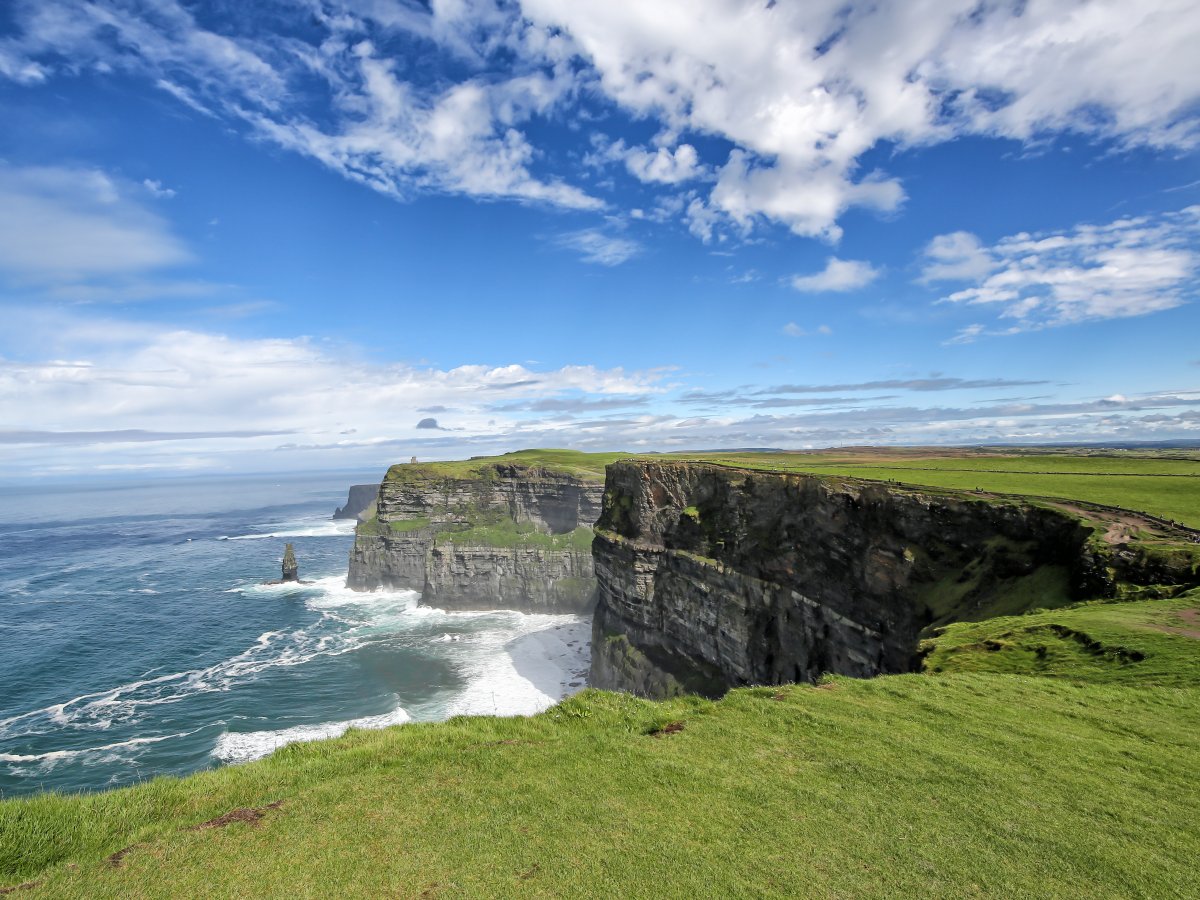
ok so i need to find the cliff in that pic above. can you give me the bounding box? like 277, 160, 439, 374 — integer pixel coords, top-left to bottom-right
333, 484, 379, 521
591, 460, 1200, 697
347, 450, 620, 613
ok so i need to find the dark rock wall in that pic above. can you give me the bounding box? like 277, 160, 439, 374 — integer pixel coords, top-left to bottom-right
590, 461, 1197, 698
333, 484, 379, 521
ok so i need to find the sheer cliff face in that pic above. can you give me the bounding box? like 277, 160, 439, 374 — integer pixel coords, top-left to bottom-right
333, 484, 379, 521
347, 464, 602, 613
590, 461, 1199, 698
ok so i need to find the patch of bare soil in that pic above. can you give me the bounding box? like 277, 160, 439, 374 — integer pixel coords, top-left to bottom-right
188, 799, 284, 831
1044, 502, 1172, 545
106, 846, 137, 868
1148, 609, 1200, 640
649, 721, 685, 737
0, 881, 40, 895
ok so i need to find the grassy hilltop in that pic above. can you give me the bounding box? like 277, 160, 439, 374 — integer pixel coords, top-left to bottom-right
3, 447, 1200, 898
682, 446, 1200, 528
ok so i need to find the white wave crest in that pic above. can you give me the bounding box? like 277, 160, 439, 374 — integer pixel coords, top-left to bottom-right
219, 518, 357, 541
212, 706, 410, 763
0, 732, 190, 767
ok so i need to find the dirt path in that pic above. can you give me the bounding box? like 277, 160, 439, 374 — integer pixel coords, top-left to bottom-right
1043, 501, 1172, 546
1148, 609, 1200, 640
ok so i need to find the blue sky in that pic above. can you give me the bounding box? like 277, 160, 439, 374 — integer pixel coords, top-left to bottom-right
1, 0, 1199, 478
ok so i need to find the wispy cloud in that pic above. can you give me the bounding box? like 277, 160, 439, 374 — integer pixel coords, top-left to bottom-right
782, 323, 832, 337
759, 377, 1049, 394
0, 163, 191, 284
5, 1, 1198, 242
927, 207, 1200, 338
555, 229, 641, 266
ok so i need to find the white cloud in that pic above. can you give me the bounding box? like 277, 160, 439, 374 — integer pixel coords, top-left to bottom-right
589, 138, 704, 185
3, 310, 1199, 475
0, 164, 191, 284
520, 0, 1200, 236
782, 323, 833, 337
1, 1, 599, 212
790, 257, 879, 292
4, 1, 1200, 242
934, 207, 1200, 333
0, 310, 669, 473
555, 229, 641, 266
142, 179, 176, 199
919, 232, 994, 283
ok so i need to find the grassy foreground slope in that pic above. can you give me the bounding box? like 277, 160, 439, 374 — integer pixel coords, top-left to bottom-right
5, 449, 1200, 897
3, 591, 1200, 898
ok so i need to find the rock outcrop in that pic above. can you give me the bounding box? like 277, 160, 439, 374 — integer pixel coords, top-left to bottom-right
591, 460, 1200, 698
333, 484, 379, 521
346, 453, 606, 613
281, 543, 298, 582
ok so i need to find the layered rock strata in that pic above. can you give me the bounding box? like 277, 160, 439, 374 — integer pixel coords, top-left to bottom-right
591, 461, 1200, 698
347, 461, 603, 613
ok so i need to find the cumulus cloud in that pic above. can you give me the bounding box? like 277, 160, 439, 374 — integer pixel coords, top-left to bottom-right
589, 138, 705, 185
919, 232, 993, 283
415, 417, 444, 430
790, 257, 879, 292
142, 179, 176, 199
520, 0, 1200, 237
929, 207, 1200, 337
5, 1, 1198, 241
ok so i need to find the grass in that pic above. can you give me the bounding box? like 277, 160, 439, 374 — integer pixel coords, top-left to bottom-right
3, 664, 1199, 897
6, 448, 1200, 896
435, 521, 594, 552
922, 592, 1200, 686
671, 449, 1200, 527
384, 449, 630, 484
388, 517, 431, 534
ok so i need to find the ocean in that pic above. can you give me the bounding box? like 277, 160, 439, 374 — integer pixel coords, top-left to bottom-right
0, 472, 590, 798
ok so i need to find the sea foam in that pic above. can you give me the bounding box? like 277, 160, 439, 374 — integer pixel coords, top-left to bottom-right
212, 706, 410, 763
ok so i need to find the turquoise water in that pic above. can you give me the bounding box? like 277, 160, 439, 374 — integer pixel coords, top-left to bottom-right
0, 473, 588, 797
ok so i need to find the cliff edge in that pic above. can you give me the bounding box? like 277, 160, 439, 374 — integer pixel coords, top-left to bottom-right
591, 460, 1200, 697
333, 484, 379, 521
347, 450, 624, 613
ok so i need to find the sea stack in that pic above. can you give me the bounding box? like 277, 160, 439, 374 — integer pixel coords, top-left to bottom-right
281, 543, 299, 582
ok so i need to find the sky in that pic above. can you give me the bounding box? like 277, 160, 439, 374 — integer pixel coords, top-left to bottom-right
1, 0, 1199, 479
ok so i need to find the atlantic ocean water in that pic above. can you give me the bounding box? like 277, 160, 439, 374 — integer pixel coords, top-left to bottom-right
0, 472, 590, 797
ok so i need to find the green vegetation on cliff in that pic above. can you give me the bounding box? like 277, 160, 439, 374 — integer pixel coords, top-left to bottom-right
4, 591, 1199, 897
922, 595, 1200, 686
435, 521, 594, 551
678, 448, 1200, 527
383, 448, 628, 484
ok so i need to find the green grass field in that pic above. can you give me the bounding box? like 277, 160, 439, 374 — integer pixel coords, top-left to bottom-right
5, 448, 1200, 897
681, 449, 1200, 528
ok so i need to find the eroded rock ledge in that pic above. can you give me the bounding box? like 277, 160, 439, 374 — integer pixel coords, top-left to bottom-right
346, 456, 604, 613
591, 461, 1200, 698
